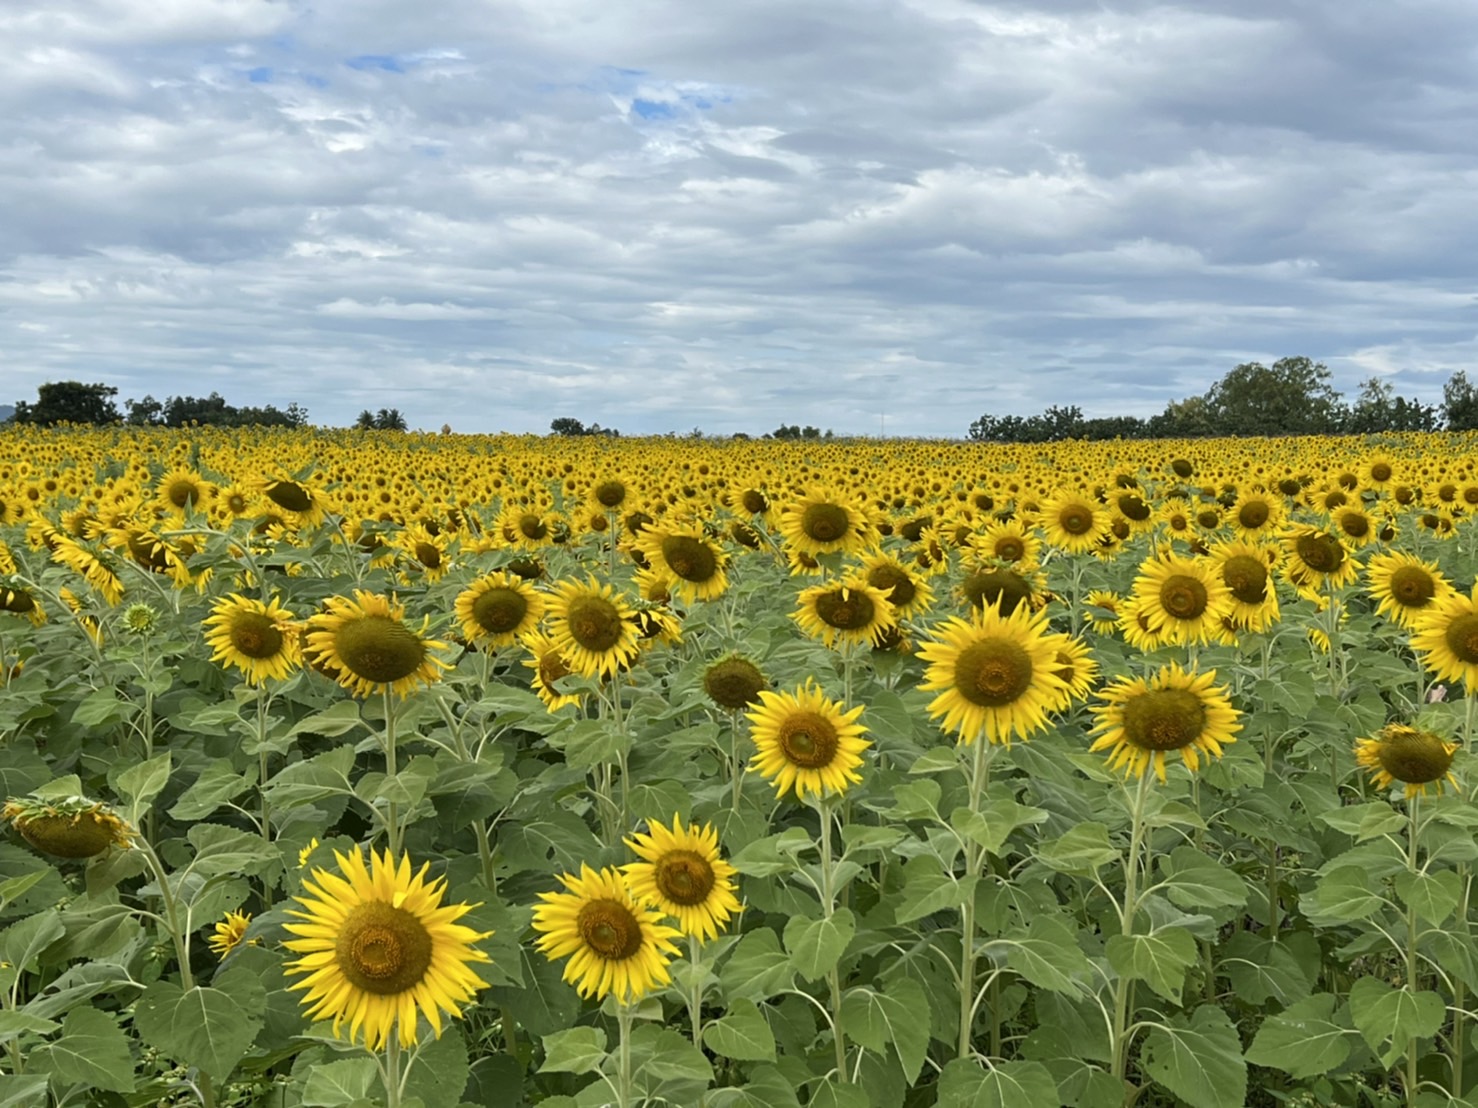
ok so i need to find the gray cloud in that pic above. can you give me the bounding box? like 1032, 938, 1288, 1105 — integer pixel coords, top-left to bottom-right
2, 0, 1476, 437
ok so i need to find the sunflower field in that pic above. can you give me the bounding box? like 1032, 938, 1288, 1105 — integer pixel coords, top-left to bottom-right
2, 425, 1478, 1108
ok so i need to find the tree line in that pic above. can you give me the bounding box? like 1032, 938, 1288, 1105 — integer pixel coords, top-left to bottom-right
967, 357, 1478, 442
5, 382, 310, 429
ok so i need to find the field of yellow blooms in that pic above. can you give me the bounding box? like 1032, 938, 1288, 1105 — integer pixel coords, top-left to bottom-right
2, 424, 1478, 1108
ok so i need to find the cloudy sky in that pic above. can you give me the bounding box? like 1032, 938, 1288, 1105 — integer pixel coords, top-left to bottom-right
4, 1, 1477, 436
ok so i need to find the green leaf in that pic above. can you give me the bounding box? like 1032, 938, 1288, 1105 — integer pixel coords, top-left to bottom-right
539, 1027, 607, 1075
894, 854, 973, 924
170, 760, 254, 821
1217, 933, 1312, 1006
1, 908, 63, 974
1158, 847, 1247, 910
729, 827, 813, 877
301, 1058, 378, 1106
403, 1024, 469, 1108
1245, 993, 1354, 1079
0, 1012, 58, 1043
991, 915, 1091, 997
1306, 866, 1385, 922
30, 1007, 135, 1093
1395, 869, 1462, 924
134, 981, 262, 1081
718, 927, 795, 1003
71, 687, 133, 729
288, 699, 364, 738
186, 823, 279, 878
876, 979, 930, 1083
1318, 802, 1406, 841
0, 1075, 49, 1108
1036, 822, 1117, 874
1106, 929, 1198, 1004
1140, 1005, 1247, 1108
559, 718, 631, 769
951, 799, 1048, 857
704, 998, 776, 1062
632, 1026, 713, 1098
936, 1058, 1059, 1108
115, 751, 171, 821
1348, 977, 1446, 1066
0, 870, 50, 907
783, 908, 855, 982
807, 1078, 871, 1108
705, 1064, 801, 1108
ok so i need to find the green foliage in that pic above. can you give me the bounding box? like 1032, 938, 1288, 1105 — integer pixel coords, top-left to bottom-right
10, 381, 120, 426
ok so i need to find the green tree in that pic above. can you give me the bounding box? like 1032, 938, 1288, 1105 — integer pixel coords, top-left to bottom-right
12, 381, 121, 426
1443, 371, 1478, 431
1202, 357, 1344, 436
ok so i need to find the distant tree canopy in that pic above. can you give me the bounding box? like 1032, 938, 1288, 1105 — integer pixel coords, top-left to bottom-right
968, 358, 1454, 442
549, 417, 619, 437
6, 382, 308, 428
355, 408, 408, 431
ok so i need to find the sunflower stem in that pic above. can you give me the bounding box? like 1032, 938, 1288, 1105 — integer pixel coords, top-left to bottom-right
474, 819, 496, 894
687, 934, 704, 1047
382, 687, 401, 858
957, 740, 992, 1060
382, 1031, 403, 1108
616, 1000, 634, 1108
257, 686, 271, 845
728, 709, 744, 812
1405, 794, 1422, 1107
815, 797, 849, 1083
1453, 861, 1471, 1098
1111, 770, 1155, 1098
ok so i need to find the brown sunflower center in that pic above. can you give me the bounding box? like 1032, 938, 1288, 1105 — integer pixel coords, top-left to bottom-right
1295, 533, 1345, 574
566, 594, 625, 651
225, 492, 249, 513
866, 564, 916, 607
1237, 501, 1269, 529
518, 514, 548, 541
1171, 458, 1194, 478
594, 480, 627, 508
17, 812, 120, 858
229, 611, 285, 659
815, 589, 876, 631
2, 589, 36, 614
1117, 494, 1151, 521
334, 901, 433, 995
742, 489, 769, 514
1389, 566, 1436, 608
1278, 478, 1302, 497
166, 479, 201, 508
801, 503, 850, 543
333, 615, 427, 683
266, 480, 313, 513
962, 570, 1032, 615
704, 658, 766, 710
1337, 511, 1369, 539
472, 587, 528, 634
653, 850, 717, 906
1122, 688, 1206, 752
1196, 509, 1222, 529
777, 711, 841, 768
1220, 556, 1267, 605
414, 542, 442, 569
993, 537, 1025, 562
578, 899, 645, 960
1370, 462, 1393, 483
661, 535, 718, 582
1443, 613, 1478, 664
1058, 505, 1094, 535
1159, 574, 1209, 620
538, 649, 572, 687
1377, 728, 1455, 784
953, 638, 1033, 707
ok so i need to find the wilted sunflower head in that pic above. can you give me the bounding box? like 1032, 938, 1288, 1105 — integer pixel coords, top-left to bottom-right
703, 655, 767, 710
2, 794, 135, 858
960, 568, 1039, 616
1355, 723, 1458, 798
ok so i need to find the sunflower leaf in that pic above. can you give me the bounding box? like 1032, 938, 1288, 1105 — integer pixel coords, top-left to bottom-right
784, 908, 855, 982
1244, 993, 1355, 1079
1036, 822, 1117, 874
1157, 847, 1248, 910
1305, 866, 1386, 922
936, 1058, 1059, 1108
538, 1026, 607, 1075
28, 1007, 135, 1094
113, 751, 171, 823
704, 997, 776, 1062
1106, 929, 1197, 1003
718, 927, 795, 1002
1140, 1005, 1246, 1108
134, 981, 262, 1082
1348, 977, 1446, 1067
991, 915, 1092, 997
1394, 869, 1462, 924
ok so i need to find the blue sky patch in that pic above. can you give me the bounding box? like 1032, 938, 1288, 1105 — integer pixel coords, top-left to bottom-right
247, 66, 273, 83
346, 54, 405, 73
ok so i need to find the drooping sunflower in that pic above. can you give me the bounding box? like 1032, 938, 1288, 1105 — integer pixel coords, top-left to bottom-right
1206, 540, 1281, 633
284, 846, 493, 1050
0, 583, 44, 627
455, 572, 544, 648
544, 576, 642, 678
776, 488, 875, 558
1089, 664, 1242, 783
203, 593, 301, 685
629, 604, 683, 650
521, 630, 584, 712
622, 816, 741, 942
1366, 552, 1453, 631
1410, 584, 1478, 693
1354, 723, 1458, 799
208, 911, 255, 959
532, 864, 682, 1003
1281, 526, 1359, 596
635, 524, 730, 603
255, 475, 332, 529
1, 794, 135, 858
703, 655, 767, 711
958, 565, 1046, 616
1038, 490, 1110, 554
746, 682, 870, 800
917, 603, 1068, 745
397, 524, 452, 583
305, 591, 450, 699
793, 576, 896, 649
1130, 553, 1235, 646
857, 550, 935, 619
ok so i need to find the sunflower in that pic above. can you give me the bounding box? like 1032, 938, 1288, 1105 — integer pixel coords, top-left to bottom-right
1038, 490, 1110, 554
155, 467, 214, 517
455, 572, 544, 648
2, 794, 135, 858
958, 565, 1046, 616
1411, 584, 1478, 693
1328, 505, 1376, 549
499, 505, 556, 550
1366, 552, 1453, 631
630, 605, 683, 649
284, 846, 492, 1050
793, 576, 896, 649
1045, 632, 1098, 702
1281, 526, 1359, 595
305, 591, 450, 699
857, 550, 935, 619
203, 593, 300, 685
917, 603, 1068, 745
1206, 540, 1281, 632
1360, 454, 1399, 490
622, 816, 741, 942
398, 524, 452, 583
1089, 664, 1241, 782
746, 682, 870, 800
1229, 491, 1283, 541
590, 477, 630, 512
544, 577, 642, 678
635, 524, 730, 603
703, 655, 767, 711
255, 475, 332, 528
1130, 553, 1234, 646
532, 864, 681, 1002
971, 518, 1041, 569
0, 583, 44, 627
777, 488, 875, 558
1084, 589, 1124, 635
208, 911, 255, 959
521, 630, 584, 712
214, 482, 258, 522
1354, 723, 1458, 799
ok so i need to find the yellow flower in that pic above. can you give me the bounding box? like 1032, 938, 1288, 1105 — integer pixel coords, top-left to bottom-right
284, 847, 492, 1050
202, 593, 300, 685
1089, 664, 1241, 782
793, 576, 896, 649
1366, 552, 1453, 631
521, 630, 584, 712
305, 591, 450, 699
455, 572, 544, 648
208, 911, 255, 959
622, 816, 741, 942
777, 488, 875, 558
1355, 723, 1458, 799
1410, 584, 1478, 694
544, 577, 642, 679
1038, 490, 1110, 554
634, 524, 730, 603
746, 682, 870, 800
532, 864, 681, 1003
1130, 553, 1234, 646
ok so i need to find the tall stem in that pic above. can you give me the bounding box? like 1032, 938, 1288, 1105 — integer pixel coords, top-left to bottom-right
818, 799, 848, 1083
687, 934, 705, 1047
616, 1001, 634, 1108
382, 687, 401, 857
1405, 795, 1422, 1107
257, 686, 272, 843
383, 1030, 403, 1108
1111, 771, 1155, 1097
958, 740, 991, 1060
